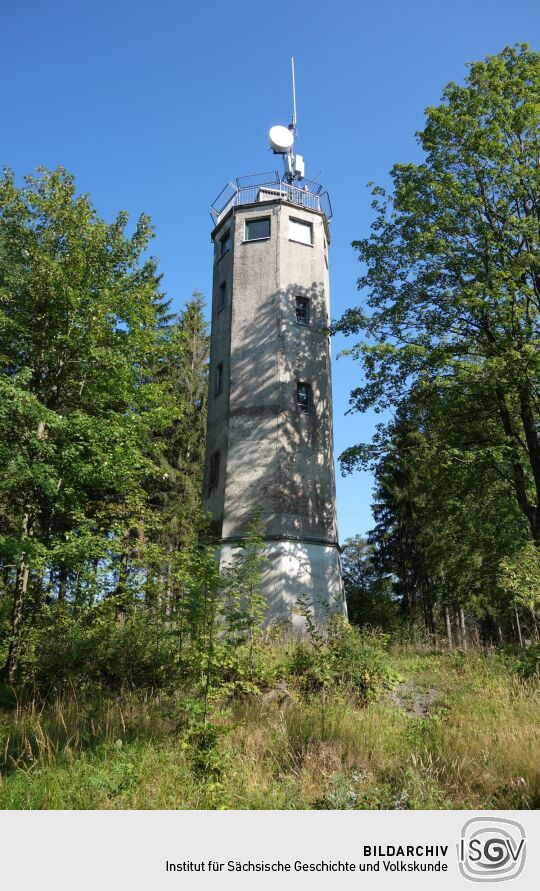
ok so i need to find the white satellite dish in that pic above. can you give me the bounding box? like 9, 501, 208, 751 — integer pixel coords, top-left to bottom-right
269, 125, 294, 153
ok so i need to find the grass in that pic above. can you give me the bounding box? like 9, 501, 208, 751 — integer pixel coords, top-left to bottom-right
1, 646, 539, 809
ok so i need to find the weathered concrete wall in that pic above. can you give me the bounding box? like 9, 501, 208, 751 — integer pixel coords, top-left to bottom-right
220, 540, 344, 624
202, 199, 345, 620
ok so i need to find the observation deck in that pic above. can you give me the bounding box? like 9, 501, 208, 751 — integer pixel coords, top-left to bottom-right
210, 171, 332, 227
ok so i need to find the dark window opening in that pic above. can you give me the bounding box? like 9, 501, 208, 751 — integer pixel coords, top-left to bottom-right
220, 231, 231, 257
295, 296, 310, 326
209, 450, 220, 488
214, 362, 223, 396
218, 281, 226, 312
296, 382, 312, 414
245, 217, 270, 241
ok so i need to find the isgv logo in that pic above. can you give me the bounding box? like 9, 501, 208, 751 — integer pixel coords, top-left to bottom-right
458, 817, 526, 882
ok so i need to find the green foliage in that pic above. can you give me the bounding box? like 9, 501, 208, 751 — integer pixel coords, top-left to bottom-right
314, 767, 447, 810
341, 535, 400, 629
4, 48, 540, 809
507, 646, 540, 680
15, 604, 186, 693
222, 518, 267, 647
184, 722, 230, 779
500, 543, 540, 617
0, 166, 209, 682
314, 771, 366, 809
151, 292, 209, 554
288, 616, 398, 703
1, 648, 539, 810
335, 45, 540, 641
326, 618, 400, 700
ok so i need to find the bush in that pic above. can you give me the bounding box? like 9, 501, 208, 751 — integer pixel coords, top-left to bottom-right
287, 618, 399, 703
510, 645, 540, 680
11, 599, 398, 712
328, 619, 400, 699
184, 722, 230, 779
14, 603, 188, 694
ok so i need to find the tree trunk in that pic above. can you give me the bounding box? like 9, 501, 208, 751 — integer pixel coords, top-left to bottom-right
514, 606, 524, 648
164, 558, 173, 616
459, 606, 468, 650
519, 387, 540, 544
421, 587, 435, 635
496, 386, 540, 546
454, 610, 462, 648
57, 563, 68, 603
1, 511, 31, 684
114, 546, 129, 625
530, 608, 539, 643
114, 530, 131, 624
444, 606, 453, 650
1, 421, 48, 683
88, 558, 99, 608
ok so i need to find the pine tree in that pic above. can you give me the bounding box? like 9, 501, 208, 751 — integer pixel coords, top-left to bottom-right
222, 517, 267, 678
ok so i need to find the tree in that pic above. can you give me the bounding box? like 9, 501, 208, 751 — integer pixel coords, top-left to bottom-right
222, 517, 267, 678
500, 542, 540, 642
360, 387, 528, 643
0, 167, 173, 681
336, 45, 540, 550
151, 292, 209, 559
340, 535, 397, 629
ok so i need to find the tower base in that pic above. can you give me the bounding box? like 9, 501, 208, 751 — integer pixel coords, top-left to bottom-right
219, 539, 346, 626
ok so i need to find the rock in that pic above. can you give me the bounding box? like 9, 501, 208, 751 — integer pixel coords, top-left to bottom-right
261, 684, 294, 711
388, 682, 440, 716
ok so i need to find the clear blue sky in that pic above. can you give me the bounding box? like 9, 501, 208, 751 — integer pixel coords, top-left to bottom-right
2, 0, 538, 540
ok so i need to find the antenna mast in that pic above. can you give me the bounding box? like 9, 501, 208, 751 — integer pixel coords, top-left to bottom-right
268, 57, 305, 182
291, 57, 297, 137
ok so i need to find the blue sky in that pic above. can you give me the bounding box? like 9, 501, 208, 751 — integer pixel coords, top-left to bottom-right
2, 0, 538, 540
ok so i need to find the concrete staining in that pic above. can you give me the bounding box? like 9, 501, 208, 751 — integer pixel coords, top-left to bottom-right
202, 198, 345, 622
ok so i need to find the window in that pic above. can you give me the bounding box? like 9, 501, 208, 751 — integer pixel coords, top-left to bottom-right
295, 296, 310, 326
214, 362, 223, 396
289, 217, 313, 245
219, 230, 231, 257
218, 281, 226, 312
296, 382, 312, 414
245, 217, 270, 241
209, 451, 220, 488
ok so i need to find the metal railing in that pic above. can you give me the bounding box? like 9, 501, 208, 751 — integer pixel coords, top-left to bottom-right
210, 171, 332, 226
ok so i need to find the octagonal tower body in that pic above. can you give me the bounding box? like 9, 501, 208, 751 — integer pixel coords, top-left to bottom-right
203, 180, 345, 623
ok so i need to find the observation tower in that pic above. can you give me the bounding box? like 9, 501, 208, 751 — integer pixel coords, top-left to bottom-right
202, 62, 345, 622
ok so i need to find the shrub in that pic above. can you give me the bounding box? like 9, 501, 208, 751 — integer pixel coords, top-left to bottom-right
510, 645, 540, 680
184, 722, 230, 779
14, 603, 188, 694
327, 618, 399, 700
288, 617, 399, 703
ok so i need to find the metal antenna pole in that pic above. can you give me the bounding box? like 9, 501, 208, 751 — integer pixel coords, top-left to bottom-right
291, 56, 297, 135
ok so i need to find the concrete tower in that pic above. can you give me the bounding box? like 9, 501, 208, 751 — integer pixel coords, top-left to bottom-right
203, 165, 345, 623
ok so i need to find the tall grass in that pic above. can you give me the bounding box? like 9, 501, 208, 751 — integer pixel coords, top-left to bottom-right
1, 648, 539, 809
